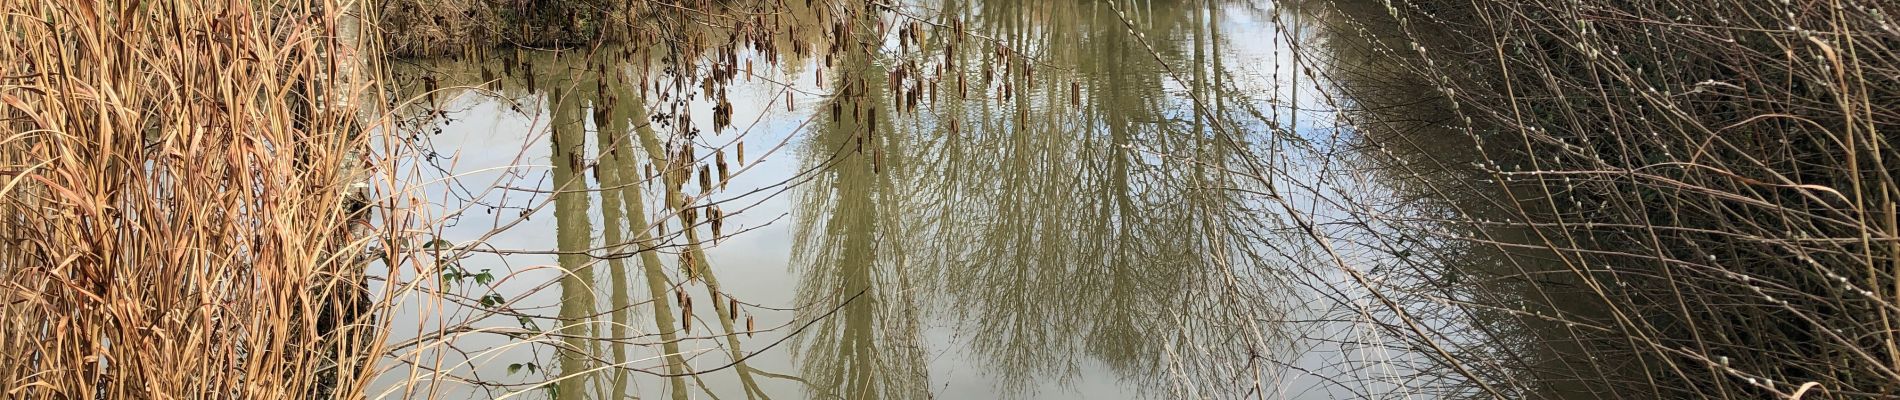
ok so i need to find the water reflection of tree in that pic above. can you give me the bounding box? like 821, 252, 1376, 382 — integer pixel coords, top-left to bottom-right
396, 0, 1290, 397
787, 11, 931, 399
786, 0, 1285, 398
545, 65, 606, 399
388, 43, 787, 399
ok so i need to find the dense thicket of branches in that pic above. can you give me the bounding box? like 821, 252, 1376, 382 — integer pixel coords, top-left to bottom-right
1313, 0, 1900, 397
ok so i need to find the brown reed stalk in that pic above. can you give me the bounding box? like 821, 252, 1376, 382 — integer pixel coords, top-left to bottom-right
0, 0, 398, 398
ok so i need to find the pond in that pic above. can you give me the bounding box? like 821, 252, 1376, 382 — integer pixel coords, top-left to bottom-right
369, 1, 1397, 398
0, 0, 1878, 397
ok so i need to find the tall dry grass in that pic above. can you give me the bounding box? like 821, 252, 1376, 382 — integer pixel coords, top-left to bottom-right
0, 0, 400, 398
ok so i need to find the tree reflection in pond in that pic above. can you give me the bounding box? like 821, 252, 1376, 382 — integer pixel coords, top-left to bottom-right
383, 0, 1297, 398
789, 1, 1287, 398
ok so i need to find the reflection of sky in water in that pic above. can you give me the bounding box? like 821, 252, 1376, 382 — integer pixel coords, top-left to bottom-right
367, 1, 1439, 398
376, 70, 822, 399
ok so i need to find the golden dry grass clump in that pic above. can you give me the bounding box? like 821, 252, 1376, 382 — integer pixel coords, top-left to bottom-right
0, 0, 391, 398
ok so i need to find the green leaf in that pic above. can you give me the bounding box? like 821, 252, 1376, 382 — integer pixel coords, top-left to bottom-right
507, 363, 523, 375
426, 238, 454, 250
441, 271, 461, 283
474, 269, 495, 285
517, 316, 539, 330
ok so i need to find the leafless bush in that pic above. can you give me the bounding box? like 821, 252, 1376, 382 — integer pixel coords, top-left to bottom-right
1284, 0, 1900, 397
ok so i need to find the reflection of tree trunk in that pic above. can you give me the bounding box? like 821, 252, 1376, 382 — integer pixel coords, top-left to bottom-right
592, 83, 637, 399
550, 83, 600, 399
616, 102, 694, 400
672, 193, 774, 400
624, 93, 771, 399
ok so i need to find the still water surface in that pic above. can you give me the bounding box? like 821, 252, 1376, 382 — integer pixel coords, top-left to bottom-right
372, 1, 1375, 398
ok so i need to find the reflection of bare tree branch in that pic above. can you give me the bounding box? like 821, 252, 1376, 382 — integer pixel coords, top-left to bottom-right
789, 19, 931, 399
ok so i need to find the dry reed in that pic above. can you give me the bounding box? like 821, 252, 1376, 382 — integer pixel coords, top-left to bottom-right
0, 0, 400, 398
